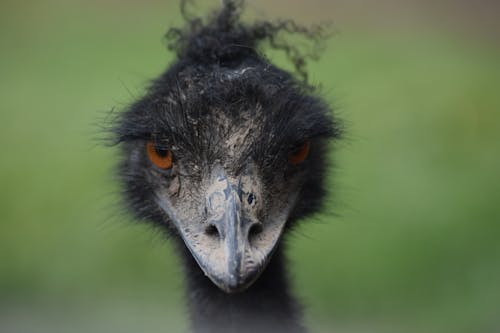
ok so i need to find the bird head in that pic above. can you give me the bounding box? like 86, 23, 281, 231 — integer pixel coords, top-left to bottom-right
112, 1, 340, 293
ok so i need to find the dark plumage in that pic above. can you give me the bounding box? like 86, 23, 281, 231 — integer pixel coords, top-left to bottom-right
111, 1, 341, 332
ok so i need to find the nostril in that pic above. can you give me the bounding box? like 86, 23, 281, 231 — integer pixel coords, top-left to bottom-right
205, 224, 220, 238
247, 193, 256, 206
248, 223, 263, 240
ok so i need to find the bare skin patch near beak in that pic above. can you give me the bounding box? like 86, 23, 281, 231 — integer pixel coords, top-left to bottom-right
156, 164, 292, 293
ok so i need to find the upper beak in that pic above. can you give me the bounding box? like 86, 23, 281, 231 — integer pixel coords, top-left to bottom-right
202, 165, 262, 292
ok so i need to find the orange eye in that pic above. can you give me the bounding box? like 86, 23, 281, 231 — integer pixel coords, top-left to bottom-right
288, 140, 311, 165
147, 141, 173, 170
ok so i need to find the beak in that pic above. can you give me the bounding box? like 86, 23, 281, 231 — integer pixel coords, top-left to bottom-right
156, 165, 288, 293
201, 165, 262, 292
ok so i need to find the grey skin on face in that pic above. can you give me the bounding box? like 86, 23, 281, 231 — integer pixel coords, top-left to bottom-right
154, 139, 300, 293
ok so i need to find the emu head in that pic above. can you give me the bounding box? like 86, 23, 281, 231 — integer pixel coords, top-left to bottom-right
113, 2, 339, 293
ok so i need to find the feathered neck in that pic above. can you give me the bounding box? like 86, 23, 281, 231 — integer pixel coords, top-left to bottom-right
179, 242, 307, 333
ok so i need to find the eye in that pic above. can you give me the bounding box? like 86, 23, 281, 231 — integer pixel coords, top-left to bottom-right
288, 140, 311, 166
147, 141, 174, 170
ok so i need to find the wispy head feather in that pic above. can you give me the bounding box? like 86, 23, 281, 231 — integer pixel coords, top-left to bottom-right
166, 0, 332, 84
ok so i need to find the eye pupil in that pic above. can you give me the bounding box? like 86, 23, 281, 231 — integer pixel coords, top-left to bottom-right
155, 147, 169, 158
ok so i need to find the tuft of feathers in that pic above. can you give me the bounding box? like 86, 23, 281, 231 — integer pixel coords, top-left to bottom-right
166, 0, 332, 85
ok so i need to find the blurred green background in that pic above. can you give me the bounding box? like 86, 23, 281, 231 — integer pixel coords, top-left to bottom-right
1, 0, 499, 332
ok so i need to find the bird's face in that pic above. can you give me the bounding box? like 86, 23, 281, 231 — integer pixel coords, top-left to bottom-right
117, 65, 336, 293
145, 114, 309, 293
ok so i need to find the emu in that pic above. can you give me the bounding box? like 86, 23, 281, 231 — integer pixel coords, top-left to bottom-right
111, 1, 340, 332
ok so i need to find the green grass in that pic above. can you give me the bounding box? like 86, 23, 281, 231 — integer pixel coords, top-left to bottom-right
1, 1, 500, 332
